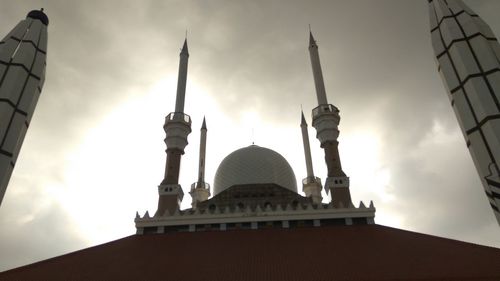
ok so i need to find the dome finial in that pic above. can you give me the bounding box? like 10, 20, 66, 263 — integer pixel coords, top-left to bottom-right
27, 8, 49, 25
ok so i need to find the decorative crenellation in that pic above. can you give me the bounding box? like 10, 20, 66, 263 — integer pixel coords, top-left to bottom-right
0, 10, 48, 206
135, 200, 375, 234
429, 0, 500, 224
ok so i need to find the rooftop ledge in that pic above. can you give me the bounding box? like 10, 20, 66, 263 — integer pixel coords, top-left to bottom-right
135, 201, 375, 234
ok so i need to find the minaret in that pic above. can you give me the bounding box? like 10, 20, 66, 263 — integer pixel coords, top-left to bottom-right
0, 9, 48, 206
308, 32, 352, 208
429, 0, 500, 224
155, 39, 192, 216
190, 117, 210, 209
300, 111, 322, 204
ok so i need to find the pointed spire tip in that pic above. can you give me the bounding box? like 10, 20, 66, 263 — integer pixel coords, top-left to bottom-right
309, 29, 317, 47
301, 110, 307, 125
181, 37, 189, 55
201, 116, 207, 130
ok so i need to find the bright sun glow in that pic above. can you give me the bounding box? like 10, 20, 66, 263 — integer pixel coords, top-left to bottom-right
54, 76, 241, 244
339, 130, 402, 227
58, 77, 179, 243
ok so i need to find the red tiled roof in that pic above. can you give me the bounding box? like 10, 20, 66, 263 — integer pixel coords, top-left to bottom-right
1, 224, 500, 281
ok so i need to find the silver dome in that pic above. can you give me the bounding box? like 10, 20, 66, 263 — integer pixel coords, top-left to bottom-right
213, 145, 297, 195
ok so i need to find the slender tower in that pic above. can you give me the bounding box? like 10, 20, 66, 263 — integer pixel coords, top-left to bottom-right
301, 111, 323, 204
190, 117, 210, 209
429, 0, 500, 224
0, 9, 48, 206
155, 39, 192, 216
309, 32, 352, 208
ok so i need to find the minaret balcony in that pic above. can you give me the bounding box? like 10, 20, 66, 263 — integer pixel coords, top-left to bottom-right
190, 181, 211, 209
302, 177, 323, 205
191, 181, 210, 192
325, 176, 350, 194
166, 112, 192, 125
311, 104, 339, 120
311, 105, 340, 144
302, 176, 321, 185
158, 184, 184, 200
164, 112, 192, 151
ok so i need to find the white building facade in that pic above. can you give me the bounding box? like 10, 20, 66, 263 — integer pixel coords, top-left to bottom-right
0, 10, 48, 206
429, 0, 500, 224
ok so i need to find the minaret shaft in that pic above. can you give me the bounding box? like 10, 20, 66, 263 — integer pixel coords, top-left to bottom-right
198, 123, 207, 182
301, 119, 315, 178
309, 33, 329, 106
174, 51, 188, 113
162, 150, 182, 185
324, 141, 346, 178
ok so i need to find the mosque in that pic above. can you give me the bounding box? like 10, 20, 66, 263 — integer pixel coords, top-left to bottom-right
133, 30, 375, 236
1, 1, 500, 280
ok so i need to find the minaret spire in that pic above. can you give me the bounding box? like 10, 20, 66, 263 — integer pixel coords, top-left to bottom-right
301, 111, 314, 178
301, 110, 323, 204
174, 38, 189, 113
190, 117, 210, 209
155, 39, 193, 216
198, 116, 207, 183
308, 32, 352, 208
309, 31, 328, 106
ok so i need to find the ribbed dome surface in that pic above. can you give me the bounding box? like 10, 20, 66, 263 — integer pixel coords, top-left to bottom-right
213, 145, 297, 195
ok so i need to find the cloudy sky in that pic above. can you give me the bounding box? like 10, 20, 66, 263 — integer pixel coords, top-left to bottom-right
1, 0, 500, 271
